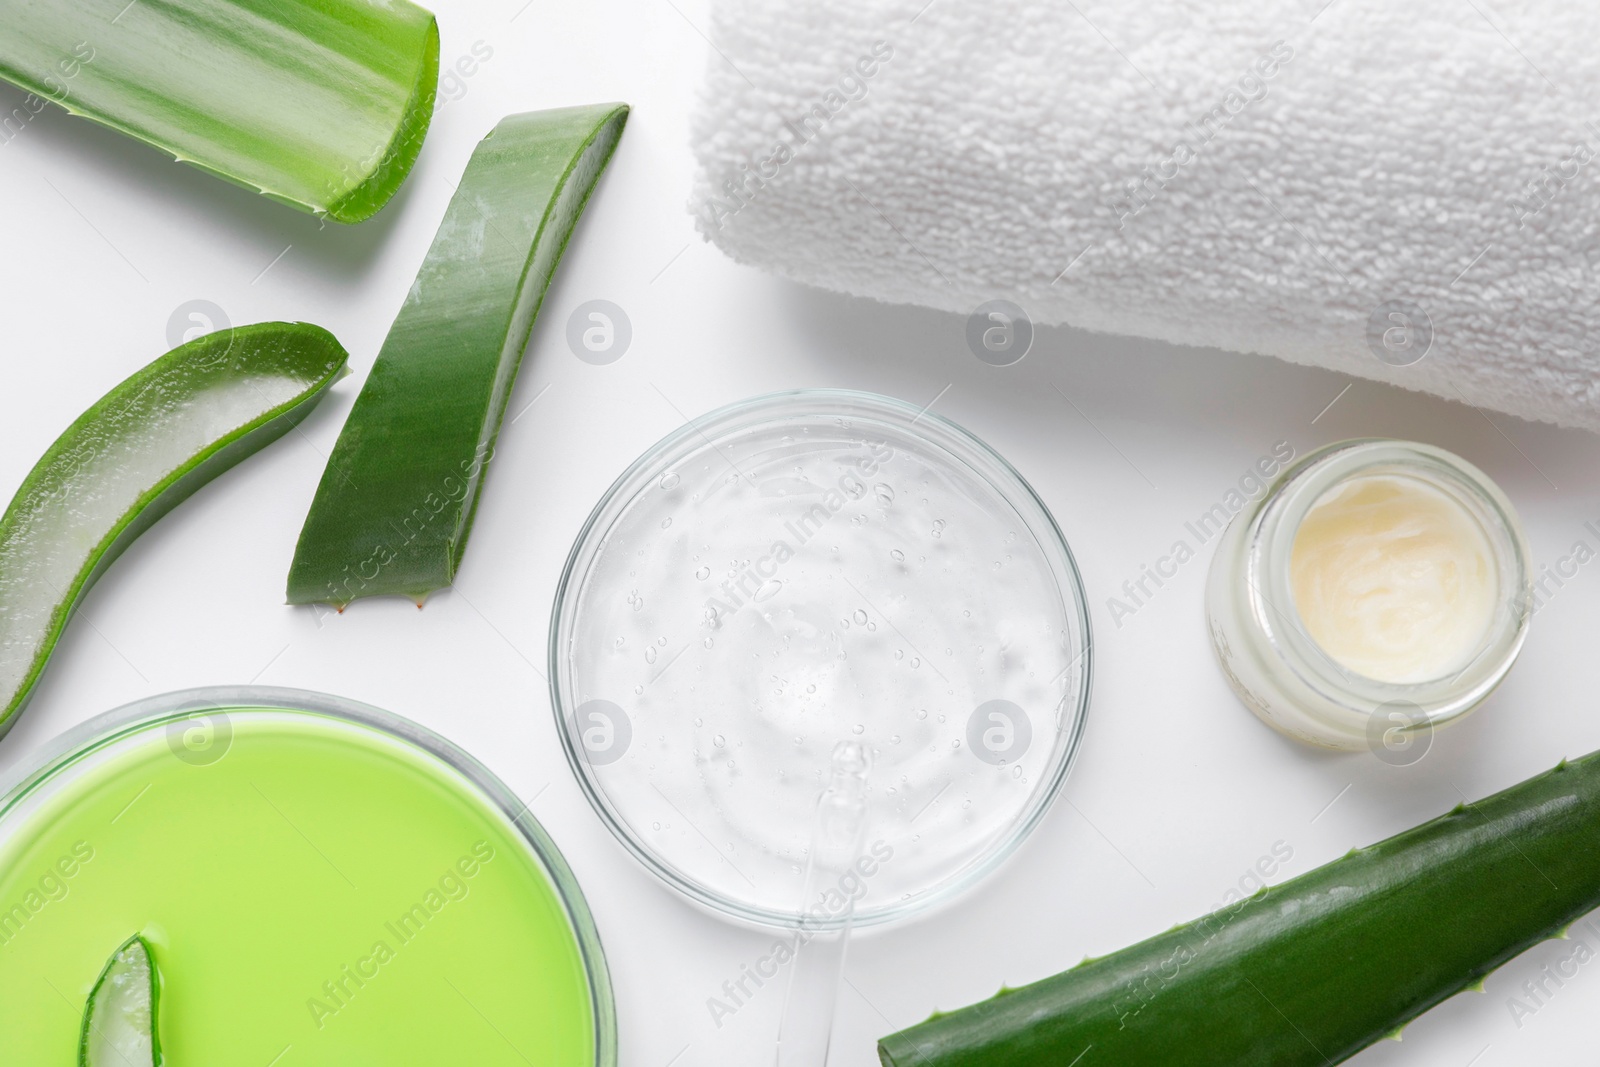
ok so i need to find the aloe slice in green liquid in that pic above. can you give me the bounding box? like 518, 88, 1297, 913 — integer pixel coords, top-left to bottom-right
0, 708, 600, 1065
79, 935, 160, 1067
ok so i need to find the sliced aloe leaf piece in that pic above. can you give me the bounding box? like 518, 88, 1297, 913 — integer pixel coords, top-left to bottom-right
0, 322, 348, 735
79, 935, 160, 1067
0, 0, 439, 223
287, 103, 630, 606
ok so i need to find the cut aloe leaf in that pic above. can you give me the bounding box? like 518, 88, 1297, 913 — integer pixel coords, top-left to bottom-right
79, 935, 160, 1067
0, 322, 348, 735
0, 0, 439, 223
878, 751, 1600, 1066
287, 103, 629, 606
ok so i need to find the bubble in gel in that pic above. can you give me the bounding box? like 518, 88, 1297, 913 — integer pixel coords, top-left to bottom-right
660, 472, 681, 490
932, 519, 945, 538
713, 734, 726, 747
854, 609, 868, 625
875, 484, 895, 505
695, 566, 710, 580
891, 549, 905, 561
645, 647, 658, 664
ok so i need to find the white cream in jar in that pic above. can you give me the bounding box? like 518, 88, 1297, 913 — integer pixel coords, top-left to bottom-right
1290, 474, 1497, 685
1205, 441, 1531, 750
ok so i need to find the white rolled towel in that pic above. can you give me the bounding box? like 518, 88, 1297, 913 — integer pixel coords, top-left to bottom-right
690, 0, 1600, 431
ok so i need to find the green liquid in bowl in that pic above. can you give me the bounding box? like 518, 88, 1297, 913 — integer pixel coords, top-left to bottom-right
0, 707, 599, 1065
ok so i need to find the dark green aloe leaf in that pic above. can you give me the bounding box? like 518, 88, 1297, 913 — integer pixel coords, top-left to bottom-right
0, 0, 439, 223
879, 753, 1600, 1066
0, 322, 348, 734
287, 103, 629, 606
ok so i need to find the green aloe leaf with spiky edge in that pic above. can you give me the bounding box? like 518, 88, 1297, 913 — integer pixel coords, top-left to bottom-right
879, 751, 1600, 1066
287, 103, 629, 606
0, 322, 348, 735
79, 935, 160, 1067
0, 0, 439, 223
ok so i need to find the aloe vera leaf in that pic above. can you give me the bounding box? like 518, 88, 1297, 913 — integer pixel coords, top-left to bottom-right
0, 322, 348, 735
879, 753, 1600, 1066
78, 935, 160, 1067
0, 0, 439, 223
286, 103, 630, 606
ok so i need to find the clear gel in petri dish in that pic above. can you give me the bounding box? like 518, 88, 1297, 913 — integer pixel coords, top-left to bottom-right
551, 391, 1092, 928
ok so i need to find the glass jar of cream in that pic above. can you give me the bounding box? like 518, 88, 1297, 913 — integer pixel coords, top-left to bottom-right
1205, 439, 1532, 749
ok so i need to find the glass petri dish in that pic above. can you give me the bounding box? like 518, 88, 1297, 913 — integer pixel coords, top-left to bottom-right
551, 390, 1092, 928
0, 686, 614, 1066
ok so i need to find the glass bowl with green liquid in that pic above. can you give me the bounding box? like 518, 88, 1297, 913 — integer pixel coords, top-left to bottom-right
0, 686, 614, 1065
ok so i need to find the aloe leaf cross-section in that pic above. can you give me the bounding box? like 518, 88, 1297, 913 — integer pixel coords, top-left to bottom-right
0, 0, 439, 223
287, 103, 630, 607
0, 322, 348, 735
79, 935, 161, 1067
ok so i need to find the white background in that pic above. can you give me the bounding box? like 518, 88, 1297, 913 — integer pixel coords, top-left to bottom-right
3, 1, 1600, 1064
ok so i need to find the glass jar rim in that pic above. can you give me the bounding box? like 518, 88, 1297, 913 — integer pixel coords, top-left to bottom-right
1246, 439, 1532, 727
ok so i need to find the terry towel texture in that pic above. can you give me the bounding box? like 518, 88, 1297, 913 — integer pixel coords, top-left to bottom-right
691, 0, 1600, 431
